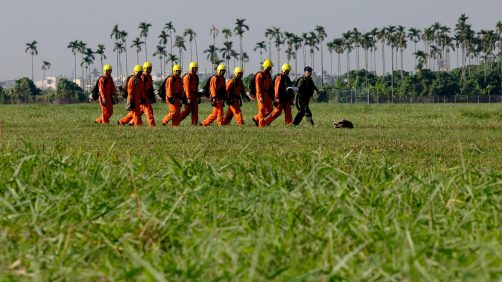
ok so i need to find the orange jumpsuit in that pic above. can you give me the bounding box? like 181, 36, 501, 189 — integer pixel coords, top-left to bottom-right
125, 73, 156, 126
264, 74, 293, 126
95, 74, 117, 124
118, 75, 144, 126
253, 71, 273, 127
201, 75, 226, 126
222, 78, 245, 126
162, 75, 183, 126
180, 73, 199, 125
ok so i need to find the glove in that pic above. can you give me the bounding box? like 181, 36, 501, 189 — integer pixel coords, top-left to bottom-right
238, 99, 242, 107
210, 97, 216, 107
273, 99, 279, 107
111, 96, 117, 105
140, 97, 145, 104
168, 97, 175, 104
187, 99, 192, 104
197, 97, 202, 104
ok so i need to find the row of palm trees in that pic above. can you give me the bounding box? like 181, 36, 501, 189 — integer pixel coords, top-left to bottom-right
24, 41, 52, 89
25, 14, 502, 92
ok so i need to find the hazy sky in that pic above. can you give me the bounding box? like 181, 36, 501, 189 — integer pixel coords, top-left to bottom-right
1, 0, 501, 81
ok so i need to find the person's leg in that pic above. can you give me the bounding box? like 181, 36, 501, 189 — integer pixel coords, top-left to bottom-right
284, 102, 293, 126
305, 104, 314, 126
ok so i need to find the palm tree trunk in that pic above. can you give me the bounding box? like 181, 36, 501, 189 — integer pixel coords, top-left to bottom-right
74, 54, 77, 83
190, 41, 193, 61
400, 48, 404, 79
136, 51, 139, 65
381, 43, 386, 75
240, 36, 243, 67
337, 53, 341, 78
144, 36, 148, 61
195, 38, 199, 64
31, 54, 34, 82
320, 40, 324, 87
124, 40, 129, 75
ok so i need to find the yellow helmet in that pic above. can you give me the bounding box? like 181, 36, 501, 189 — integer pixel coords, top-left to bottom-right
143, 61, 152, 69
103, 64, 112, 73
173, 64, 182, 73
189, 62, 198, 71
281, 63, 291, 73
216, 64, 226, 74
234, 67, 243, 76
262, 59, 273, 69
133, 65, 143, 74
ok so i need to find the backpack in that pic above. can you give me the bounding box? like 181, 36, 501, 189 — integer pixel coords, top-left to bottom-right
90, 79, 100, 101
202, 75, 214, 98
121, 75, 133, 98
158, 76, 170, 101
248, 72, 261, 97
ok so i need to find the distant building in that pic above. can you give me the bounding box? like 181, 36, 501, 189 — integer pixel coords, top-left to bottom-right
35, 76, 59, 90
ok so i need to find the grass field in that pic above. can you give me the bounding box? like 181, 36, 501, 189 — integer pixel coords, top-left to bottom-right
0, 102, 501, 281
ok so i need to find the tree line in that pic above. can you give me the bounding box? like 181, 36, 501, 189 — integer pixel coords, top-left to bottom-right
12, 14, 502, 104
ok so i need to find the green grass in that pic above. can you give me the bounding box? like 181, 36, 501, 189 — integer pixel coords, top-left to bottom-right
0, 103, 501, 281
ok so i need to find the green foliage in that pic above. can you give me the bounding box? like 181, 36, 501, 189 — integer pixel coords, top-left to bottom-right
55, 78, 85, 102
332, 63, 502, 96
0, 104, 501, 280
6, 77, 40, 103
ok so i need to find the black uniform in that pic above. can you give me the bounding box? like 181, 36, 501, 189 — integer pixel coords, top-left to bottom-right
293, 76, 318, 126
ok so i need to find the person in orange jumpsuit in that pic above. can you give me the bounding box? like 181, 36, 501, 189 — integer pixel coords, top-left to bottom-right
252, 59, 274, 127
118, 65, 144, 126
180, 62, 200, 125
125, 61, 156, 126
162, 64, 183, 126
222, 67, 245, 126
95, 64, 118, 124
201, 64, 227, 126
264, 63, 293, 126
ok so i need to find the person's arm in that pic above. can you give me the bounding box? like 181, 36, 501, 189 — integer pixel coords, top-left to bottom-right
183, 75, 191, 101
274, 76, 282, 100
256, 72, 264, 101
210, 76, 218, 98
98, 77, 106, 104
226, 79, 234, 101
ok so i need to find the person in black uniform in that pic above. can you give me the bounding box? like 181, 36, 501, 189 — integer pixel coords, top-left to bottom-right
293, 66, 319, 126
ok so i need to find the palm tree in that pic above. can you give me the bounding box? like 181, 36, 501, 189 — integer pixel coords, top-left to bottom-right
220, 41, 235, 74
153, 45, 167, 79
408, 28, 421, 68
496, 21, 502, 92
270, 27, 284, 71
306, 32, 320, 70
25, 41, 38, 81
332, 38, 344, 78
174, 35, 186, 67
234, 18, 250, 67
138, 21, 152, 61
120, 30, 129, 75
41, 61, 51, 89
315, 25, 327, 86
210, 25, 219, 46
204, 44, 219, 70
81, 49, 95, 92
455, 14, 474, 80
479, 29, 497, 82
292, 35, 303, 75
131, 38, 144, 65
166, 54, 179, 69
351, 28, 362, 71
67, 40, 79, 82
265, 28, 274, 59
110, 24, 122, 75
342, 31, 353, 76
164, 21, 176, 65
183, 28, 198, 62
95, 44, 106, 71
327, 41, 335, 79
376, 28, 386, 75
254, 41, 267, 64
77, 41, 87, 87
414, 51, 428, 72
113, 42, 125, 80
396, 26, 407, 79
361, 33, 374, 86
